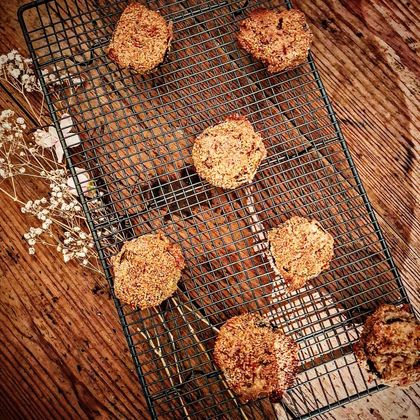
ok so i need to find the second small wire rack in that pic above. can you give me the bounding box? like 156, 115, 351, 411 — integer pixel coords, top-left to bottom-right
19, 0, 410, 418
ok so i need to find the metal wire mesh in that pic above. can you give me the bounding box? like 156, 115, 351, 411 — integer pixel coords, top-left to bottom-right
19, 0, 411, 418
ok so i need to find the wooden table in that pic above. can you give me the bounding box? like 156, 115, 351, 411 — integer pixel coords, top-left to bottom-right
0, 0, 418, 418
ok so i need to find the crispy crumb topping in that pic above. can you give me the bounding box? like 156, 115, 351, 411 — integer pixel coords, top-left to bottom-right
214, 313, 299, 403
107, 3, 173, 74
192, 115, 267, 189
354, 304, 420, 387
237, 8, 313, 73
268, 216, 334, 291
112, 233, 185, 309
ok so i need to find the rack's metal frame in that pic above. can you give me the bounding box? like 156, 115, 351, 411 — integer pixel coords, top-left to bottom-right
19, 0, 410, 418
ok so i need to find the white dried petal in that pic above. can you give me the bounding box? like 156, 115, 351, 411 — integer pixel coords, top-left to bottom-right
9, 68, 20, 78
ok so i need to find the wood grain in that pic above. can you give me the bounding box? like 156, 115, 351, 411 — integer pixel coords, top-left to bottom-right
0, 0, 419, 419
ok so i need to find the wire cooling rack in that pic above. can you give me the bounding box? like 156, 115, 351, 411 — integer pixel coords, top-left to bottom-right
19, 0, 412, 418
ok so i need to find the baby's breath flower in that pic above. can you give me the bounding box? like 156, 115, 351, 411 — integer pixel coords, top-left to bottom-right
1, 51, 40, 93
10, 68, 20, 79
7, 51, 16, 60
0, 51, 102, 274
42, 220, 51, 230
1, 110, 13, 119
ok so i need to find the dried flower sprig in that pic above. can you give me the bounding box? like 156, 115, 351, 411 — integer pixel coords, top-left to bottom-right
20, 169, 97, 266
0, 49, 102, 275
1, 50, 85, 124
0, 50, 41, 93
1, 50, 44, 123
0, 108, 102, 272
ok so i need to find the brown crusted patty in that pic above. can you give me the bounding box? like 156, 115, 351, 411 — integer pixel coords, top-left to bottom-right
354, 304, 420, 387
268, 216, 334, 291
213, 313, 299, 403
192, 115, 267, 189
111, 234, 185, 309
237, 8, 313, 73
107, 3, 173, 74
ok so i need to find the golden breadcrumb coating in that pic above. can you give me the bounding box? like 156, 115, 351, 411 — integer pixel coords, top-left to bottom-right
108, 3, 173, 74
354, 304, 420, 387
268, 216, 334, 291
237, 8, 313, 73
192, 115, 267, 189
112, 234, 185, 309
214, 313, 299, 403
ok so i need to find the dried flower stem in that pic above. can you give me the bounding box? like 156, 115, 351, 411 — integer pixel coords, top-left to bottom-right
170, 298, 248, 420
173, 298, 220, 334
139, 326, 191, 419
